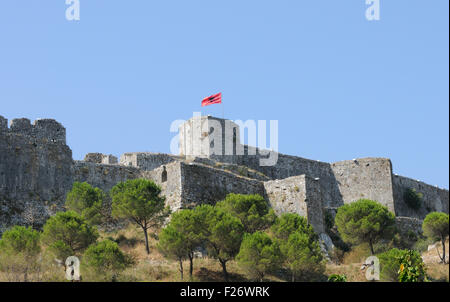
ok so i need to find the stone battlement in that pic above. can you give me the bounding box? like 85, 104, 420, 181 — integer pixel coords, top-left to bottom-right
0, 115, 66, 144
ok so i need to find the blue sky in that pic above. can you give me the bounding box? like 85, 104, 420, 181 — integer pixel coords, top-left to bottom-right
0, 1, 448, 188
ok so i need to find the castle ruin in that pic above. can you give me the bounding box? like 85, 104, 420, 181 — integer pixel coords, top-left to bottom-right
0, 114, 448, 249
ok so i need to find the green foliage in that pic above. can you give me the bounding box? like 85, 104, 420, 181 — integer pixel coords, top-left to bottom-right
0, 226, 41, 281
271, 213, 317, 241
328, 274, 347, 282
335, 199, 395, 254
216, 193, 275, 233
42, 211, 98, 259
194, 204, 244, 281
379, 248, 421, 281
280, 231, 325, 281
0, 226, 41, 257
83, 239, 133, 281
423, 212, 449, 241
65, 182, 105, 225
237, 232, 282, 281
158, 209, 203, 279
111, 179, 170, 254
423, 212, 449, 263
270, 213, 324, 281
397, 250, 427, 282
403, 188, 423, 210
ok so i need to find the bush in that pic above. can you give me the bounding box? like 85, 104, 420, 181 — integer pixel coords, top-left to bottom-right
0, 226, 41, 281
83, 239, 133, 281
397, 250, 427, 282
403, 188, 423, 210
335, 199, 395, 254
378, 248, 425, 282
328, 274, 347, 282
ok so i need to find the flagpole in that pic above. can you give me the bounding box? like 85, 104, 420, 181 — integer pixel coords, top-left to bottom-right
222, 93, 224, 119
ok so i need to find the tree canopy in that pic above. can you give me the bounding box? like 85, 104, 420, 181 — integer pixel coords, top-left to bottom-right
216, 193, 276, 233
236, 231, 282, 281
335, 199, 395, 254
42, 211, 98, 259
423, 212, 449, 263
65, 182, 105, 225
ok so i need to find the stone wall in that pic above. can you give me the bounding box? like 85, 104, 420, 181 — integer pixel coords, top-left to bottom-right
120, 152, 180, 171
331, 158, 396, 212
263, 175, 325, 233
143, 161, 183, 212
392, 175, 449, 219
179, 162, 265, 209
73, 161, 141, 193
84, 153, 118, 165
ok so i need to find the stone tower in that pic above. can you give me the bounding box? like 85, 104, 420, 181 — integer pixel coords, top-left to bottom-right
178, 115, 241, 160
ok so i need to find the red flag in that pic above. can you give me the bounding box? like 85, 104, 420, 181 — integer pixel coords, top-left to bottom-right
202, 92, 222, 107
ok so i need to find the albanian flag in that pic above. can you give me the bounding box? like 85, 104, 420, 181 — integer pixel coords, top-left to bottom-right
202, 92, 222, 107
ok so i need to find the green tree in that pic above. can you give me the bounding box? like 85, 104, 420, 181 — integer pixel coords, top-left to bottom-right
335, 199, 395, 254
196, 205, 244, 281
83, 239, 133, 281
281, 231, 325, 282
271, 213, 316, 241
236, 232, 282, 281
65, 182, 105, 225
158, 224, 188, 280
111, 179, 170, 254
216, 193, 276, 233
422, 212, 449, 264
42, 211, 98, 260
158, 209, 203, 279
0, 226, 41, 281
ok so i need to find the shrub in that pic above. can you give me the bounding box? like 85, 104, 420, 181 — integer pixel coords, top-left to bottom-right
397, 250, 427, 282
403, 188, 423, 210
335, 199, 395, 254
379, 248, 425, 282
328, 274, 347, 282
0, 226, 41, 281
83, 239, 133, 281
